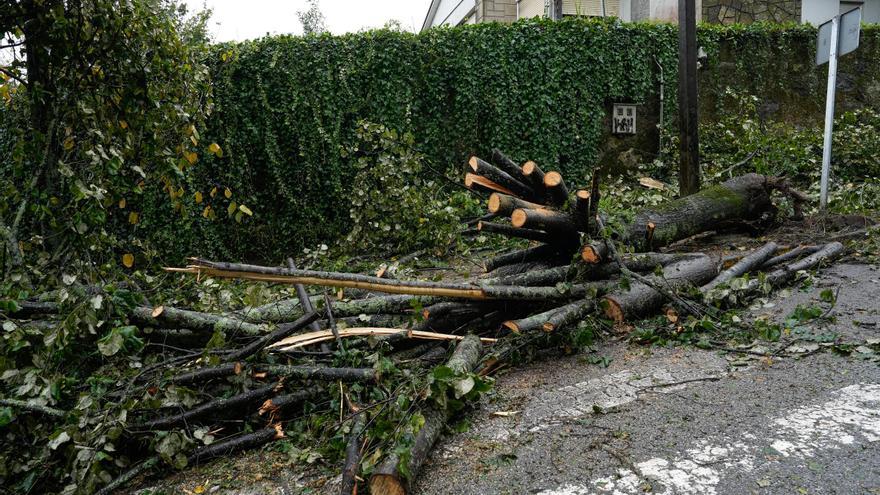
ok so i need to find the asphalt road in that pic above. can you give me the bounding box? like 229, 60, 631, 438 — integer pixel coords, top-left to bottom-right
416, 263, 880, 495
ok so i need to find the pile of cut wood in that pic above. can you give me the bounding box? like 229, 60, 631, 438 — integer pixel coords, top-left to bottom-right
2, 150, 845, 495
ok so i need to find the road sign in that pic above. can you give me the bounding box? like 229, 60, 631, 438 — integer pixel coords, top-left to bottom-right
817, 7, 861, 209
817, 7, 861, 66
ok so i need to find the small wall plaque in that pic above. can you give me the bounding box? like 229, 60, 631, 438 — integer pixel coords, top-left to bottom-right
612, 104, 637, 134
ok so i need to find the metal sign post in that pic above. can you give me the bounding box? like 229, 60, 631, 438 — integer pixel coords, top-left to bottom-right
817, 7, 861, 209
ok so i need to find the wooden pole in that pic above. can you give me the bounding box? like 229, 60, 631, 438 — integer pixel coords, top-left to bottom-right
678, 0, 700, 196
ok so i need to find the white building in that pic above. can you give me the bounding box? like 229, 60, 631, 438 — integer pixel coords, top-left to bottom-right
421, 0, 880, 30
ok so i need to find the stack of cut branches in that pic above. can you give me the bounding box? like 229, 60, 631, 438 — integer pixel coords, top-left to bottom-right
2, 150, 843, 495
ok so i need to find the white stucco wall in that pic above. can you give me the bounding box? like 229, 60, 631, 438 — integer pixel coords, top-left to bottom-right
854, 0, 880, 22
802, 0, 841, 25
518, 0, 547, 18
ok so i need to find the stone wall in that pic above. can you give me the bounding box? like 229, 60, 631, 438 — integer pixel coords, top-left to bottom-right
702, 0, 802, 24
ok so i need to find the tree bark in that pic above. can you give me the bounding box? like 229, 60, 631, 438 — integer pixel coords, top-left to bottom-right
624, 174, 775, 251
484, 244, 566, 273
223, 311, 320, 361
478, 221, 553, 243
747, 242, 844, 291
464, 173, 513, 196
482, 265, 570, 287
511, 208, 577, 236
340, 411, 366, 495
188, 424, 285, 465
370, 335, 482, 495
469, 156, 535, 200
760, 245, 821, 270
131, 306, 268, 337
130, 383, 281, 431
487, 193, 547, 216
602, 254, 718, 322
701, 241, 779, 292
491, 148, 529, 184
542, 299, 595, 332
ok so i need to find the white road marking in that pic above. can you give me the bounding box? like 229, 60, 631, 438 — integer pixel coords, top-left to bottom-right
538, 383, 880, 495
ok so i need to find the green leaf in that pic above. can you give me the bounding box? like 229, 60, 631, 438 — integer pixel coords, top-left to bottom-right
97, 328, 124, 356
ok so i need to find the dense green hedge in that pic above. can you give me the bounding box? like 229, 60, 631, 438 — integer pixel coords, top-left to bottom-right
185, 18, 681, 261
21, 19, 880, 263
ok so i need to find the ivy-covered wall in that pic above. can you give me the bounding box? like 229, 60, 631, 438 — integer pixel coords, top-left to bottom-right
144, 20, 880, 261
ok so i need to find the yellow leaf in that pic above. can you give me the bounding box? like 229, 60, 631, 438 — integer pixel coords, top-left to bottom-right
184, 151, 198, 165
202, 206, 212, 218
122, 253, 134, 268
208, 142, 221, 155
239, 204, 253, 216
190, 135, 198, 146
119, 120, 128, 129
128, 212, 139, 225
63, 137, 75, 151
227, 201, 237, 216
224, 188, 232, 199
194, 486, 205, 495
118, 198, 126, 209
210, 187, 218, 198
194, 191, 203, 203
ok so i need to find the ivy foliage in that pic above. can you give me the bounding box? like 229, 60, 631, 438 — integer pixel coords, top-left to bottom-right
0, 0, 212, 286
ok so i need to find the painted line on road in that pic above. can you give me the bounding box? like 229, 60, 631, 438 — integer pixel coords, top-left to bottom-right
538, 383, 880, 495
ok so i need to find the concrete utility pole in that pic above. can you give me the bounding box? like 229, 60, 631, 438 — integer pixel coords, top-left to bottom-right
677, 0, 700, 196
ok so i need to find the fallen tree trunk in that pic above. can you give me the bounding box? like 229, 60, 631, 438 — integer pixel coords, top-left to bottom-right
370, 334, 482, 495
340, 410, 366, 495
491, 148, 529, 184
487, 192, 547, 216
624, 173, 776, 251
543, 171, 569, 207
602, 254, 719, 322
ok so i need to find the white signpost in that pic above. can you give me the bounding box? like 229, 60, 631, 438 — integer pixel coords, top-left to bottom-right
816, 7, 861, 209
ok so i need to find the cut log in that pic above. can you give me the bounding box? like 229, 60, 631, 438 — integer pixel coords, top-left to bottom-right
624, 174, 776, 251
574, 190, 591, 231
543, 171, 569, 207
601, 254, 719, 323
491, 148, 529, 184
580, 240, 608, 264
588, 171, 601, 234
511, 208, 577, 236
478, 221, 553, 243
487, 193, 547, 216
542, 299, 595, 332
370, 335, 482, 495
521, 160, 547, 199
503, 304, 565, 333
701, 242, 779, 292
170, 363, 376, 385
464, 173, 514, 196
169, 362, 245, 386
468, 156, 535, 199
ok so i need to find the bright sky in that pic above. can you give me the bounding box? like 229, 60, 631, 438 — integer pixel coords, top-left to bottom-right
190, 0, 434, 41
